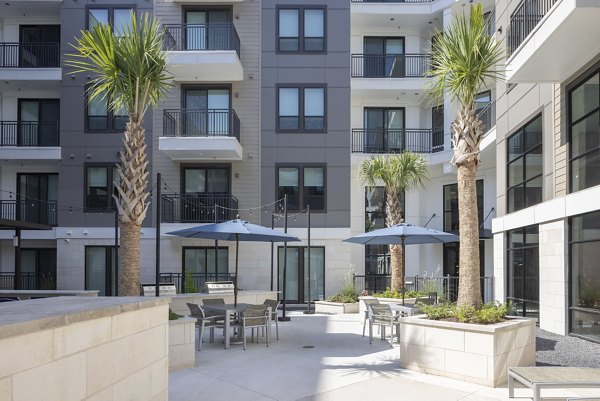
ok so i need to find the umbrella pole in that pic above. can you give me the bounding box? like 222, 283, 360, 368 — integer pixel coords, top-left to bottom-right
279, 195, 291, 322
304, 205, 313, 314
234, 234, 239, 307
402, 236, 405, 306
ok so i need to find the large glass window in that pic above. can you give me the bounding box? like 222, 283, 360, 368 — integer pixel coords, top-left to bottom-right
183, 247, 229, 292
88, 7, 134, 34
277, 7, 325, 53
277, 165, 325, 211
569, 68, 600, 192
85, 246, 116, 296
86, 90, 128, 132
85, 164, 120, 211
506, 225, 539, 319
17, 173, 58, 225
277, 85, 326, 132
507, 114, 543, 213
569, 211, 600, 342
278, 246, 325, 303
443, 180, 484, 233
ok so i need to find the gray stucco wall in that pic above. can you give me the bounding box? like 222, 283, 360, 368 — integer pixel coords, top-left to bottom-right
260, 0, 351, 228
59, 0, 154, 228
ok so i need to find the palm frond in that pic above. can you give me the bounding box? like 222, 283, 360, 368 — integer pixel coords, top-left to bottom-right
359, 153, 429, 193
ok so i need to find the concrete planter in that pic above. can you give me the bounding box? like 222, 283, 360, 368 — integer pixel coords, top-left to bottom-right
169, 317, 196, 371
314, 301, 359, 314
399, 316, 536, 387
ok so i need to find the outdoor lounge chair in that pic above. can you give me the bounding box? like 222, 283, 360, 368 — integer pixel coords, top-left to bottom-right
368, 303, 401, 346
240, 304, 270, 350
262, 299, 281, 340
508, 367, 600, 401
186, 303, 224, 351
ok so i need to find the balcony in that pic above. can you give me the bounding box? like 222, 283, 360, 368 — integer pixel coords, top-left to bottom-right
163, 23, 243, 82
351, 54, 430, 93
351, 0, 453, 31
161, 194, 238, 224
0, 42, 61, 81
159, 109, 242, 161
0, 121, 61, 160
506, 0, 600, 82
351, 128, 444, 154
0, 200, 58, 226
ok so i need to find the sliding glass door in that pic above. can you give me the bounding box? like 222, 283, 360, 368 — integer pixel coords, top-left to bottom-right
278, 246, 325, 304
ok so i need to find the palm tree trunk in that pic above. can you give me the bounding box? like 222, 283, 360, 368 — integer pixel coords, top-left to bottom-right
456, 159, 481, 308
119, 221, 141, 296
386, 190, 404, 291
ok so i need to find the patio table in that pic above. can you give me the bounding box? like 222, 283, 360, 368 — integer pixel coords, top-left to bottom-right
203, 303, 249, 349
390, 303, 413, 317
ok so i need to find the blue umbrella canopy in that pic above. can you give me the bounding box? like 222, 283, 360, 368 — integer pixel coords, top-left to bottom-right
343, 223, 459, 245
166, 219, 301, 242
167, 220, 300, 305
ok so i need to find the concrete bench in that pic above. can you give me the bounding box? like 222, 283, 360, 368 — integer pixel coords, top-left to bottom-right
508, 367, 600, 401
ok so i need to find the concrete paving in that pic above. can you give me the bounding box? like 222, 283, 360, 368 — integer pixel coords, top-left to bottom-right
169, 312, 600, 401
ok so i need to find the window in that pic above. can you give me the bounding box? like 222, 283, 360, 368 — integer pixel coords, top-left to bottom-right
85, 246, 116, 296
277, 166, 325, 211
363, 37, 405, 78
569, 67, 600, 193
86, 89, 128, 132
569, 211, 600, 342
278, 246, 325, 303
277, 85, 326, 132
88, 7, 134, 35
506, 114, 542, 213
277, 7, 325, 53
443, 180, 484, 233
183, 247, 229, 292
85, 164, 120, 210
506, 225, 539, 319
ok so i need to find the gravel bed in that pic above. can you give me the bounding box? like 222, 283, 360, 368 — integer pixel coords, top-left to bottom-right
536, 328, 600, 368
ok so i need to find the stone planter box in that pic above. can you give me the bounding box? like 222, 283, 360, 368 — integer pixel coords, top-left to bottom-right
399, 316, 536, 387
169, 317, 196, 371
314, 301, 359, 314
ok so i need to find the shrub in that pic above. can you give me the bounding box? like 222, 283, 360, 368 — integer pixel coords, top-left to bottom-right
419, 302, 454, 320
183, 271, 198, 293
169, 309, 182, 320
421, 302, 509, 324
328, 269, 359, 303
371, 288, 425, 299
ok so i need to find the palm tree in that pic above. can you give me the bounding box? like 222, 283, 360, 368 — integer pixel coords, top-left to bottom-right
359, 153, 428, 291
428, 4, 504, 308
66, 12, 172, 296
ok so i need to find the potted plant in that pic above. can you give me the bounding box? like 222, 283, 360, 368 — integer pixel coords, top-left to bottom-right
315, 271, 359, 314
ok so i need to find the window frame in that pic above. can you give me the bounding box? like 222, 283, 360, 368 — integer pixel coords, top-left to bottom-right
84, 245, 117, 296
443, 179, 484, 233
84, 163, 120, 212
276, 164, 327, 212
506, 113, 543, 213
276, 84, 327, 133
182, 246, 230, 281
86, 6, 137, 32
505, 225, 540, 319
84, 87, 129, 133
567, 62, 600, 194
276, 5, 327, 54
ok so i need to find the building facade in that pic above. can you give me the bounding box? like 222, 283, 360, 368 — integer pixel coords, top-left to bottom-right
493, 0, 600, 342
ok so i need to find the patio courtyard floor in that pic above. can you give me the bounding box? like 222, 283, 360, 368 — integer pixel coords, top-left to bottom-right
169, 311, 600, 401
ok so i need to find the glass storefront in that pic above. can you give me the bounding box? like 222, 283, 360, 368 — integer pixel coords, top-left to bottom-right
506, 225, 539, 319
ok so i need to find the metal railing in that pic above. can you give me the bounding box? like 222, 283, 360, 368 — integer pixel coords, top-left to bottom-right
0, 121, 60, 146
477, 100, 496, 134
0, 200, 58, 225
159, 272, 236, 294
507, 0, 558, 56
351, 54, 431, 78
351, 0, 433, 3
0, 272, 56, 290
351, 128, 444, 154
354, 275, 495, 304
161, 194, 238, 223
0, 42, 60, 68
163, 23, 241, 57
163, 109, 241, 141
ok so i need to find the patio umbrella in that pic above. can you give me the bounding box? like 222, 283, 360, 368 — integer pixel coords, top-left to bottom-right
167, 219, 300, 305
343, 224, 459, 303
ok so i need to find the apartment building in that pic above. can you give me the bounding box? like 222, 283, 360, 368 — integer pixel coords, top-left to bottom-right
492, 0, 600, 342
348, 0, 498, 299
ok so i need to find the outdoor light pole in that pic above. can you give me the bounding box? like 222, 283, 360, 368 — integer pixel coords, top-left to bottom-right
114, 206, 119, 296
303, 205, 313, 314
270, 213, 274, 291
279, 194, 291, 322
214, 204, 218, 284
155, 173, 161, 297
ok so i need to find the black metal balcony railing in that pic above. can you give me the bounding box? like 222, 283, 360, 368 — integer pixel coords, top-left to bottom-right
161, 194, 238, 224
0, 121, 60, 147
0, 42, 60, 68
351, 54, 431, 78
0, 272, 57, 291
351, 0, 433, 3
351, 128, 444, 154
507, 0, 558, 56
353, 275, 495, 304
160, 273, 236, 294
0, 200, 58, 226
163, 23, 241, 57
163, 109, 241, 141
